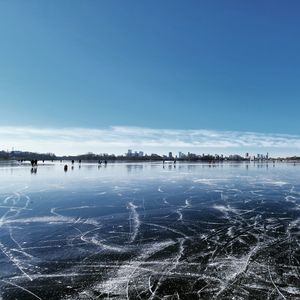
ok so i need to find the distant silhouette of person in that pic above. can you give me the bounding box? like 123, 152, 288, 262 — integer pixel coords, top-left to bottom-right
72, 160, 74, 164
31, 160, 38, 167
104, 160, 107, 165
98, 160, 102, 164
31, 167, 37, 174
64, 165, 68, 172
79, 160, 81, 164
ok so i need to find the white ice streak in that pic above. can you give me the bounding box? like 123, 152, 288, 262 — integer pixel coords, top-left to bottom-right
213, 205, 239, 217
158, 187, 164, 193
149, 239, 186, 300
0, 193, 30, 228
54, 206, 97, 211
2, 216, 99, 226
128, 202, 140, 243
90, 237, 125, 253
263, 180, 289, 187
212, 246, 259, 298
145, 223, 188, 239
79, 226, 125, 253
176, 198, 191, 221
0, 242, 33, 281
268, 264, 287, 300
0, 193, 43, 281
184, 199, 191, 208
1, 280, 43, 300
193, 178, 226, 186
92, 240, 176, 298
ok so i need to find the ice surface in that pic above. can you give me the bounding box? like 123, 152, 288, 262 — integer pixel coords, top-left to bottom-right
0, 162, 299, 299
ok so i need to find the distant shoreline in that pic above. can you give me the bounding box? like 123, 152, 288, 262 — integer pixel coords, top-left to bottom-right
1, 158, 300, 164
1, 150, 300, 163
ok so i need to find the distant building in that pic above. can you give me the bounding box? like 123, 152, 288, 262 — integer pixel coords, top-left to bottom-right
254, 153, 269, 161
188, 152, 197, 159
127, 149, 144, 158
256, 154, 268, 160
184, 152, 197, 159
169, 152, 173, 159
178, 152, 186, 159
229, 154, 243, 160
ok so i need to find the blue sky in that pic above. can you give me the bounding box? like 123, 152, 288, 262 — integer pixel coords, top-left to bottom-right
0, 1, 300, 155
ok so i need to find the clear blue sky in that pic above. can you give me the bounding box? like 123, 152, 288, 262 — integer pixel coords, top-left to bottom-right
0, 1, 299, 134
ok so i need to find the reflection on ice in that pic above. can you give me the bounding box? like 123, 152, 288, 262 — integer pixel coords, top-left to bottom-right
0, 162, 300, 299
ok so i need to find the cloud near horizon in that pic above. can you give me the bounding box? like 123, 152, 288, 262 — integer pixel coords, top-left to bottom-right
0, 126, 300, 157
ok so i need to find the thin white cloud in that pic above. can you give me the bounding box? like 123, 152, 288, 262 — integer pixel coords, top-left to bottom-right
0, 126, 300, 156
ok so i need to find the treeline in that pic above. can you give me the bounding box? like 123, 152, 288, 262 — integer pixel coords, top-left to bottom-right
0, 151, 56, 161
286, 156, 300, 161
0, 151, 10, 160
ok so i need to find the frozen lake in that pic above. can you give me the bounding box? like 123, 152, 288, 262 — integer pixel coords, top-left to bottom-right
0, 161, 299, 299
